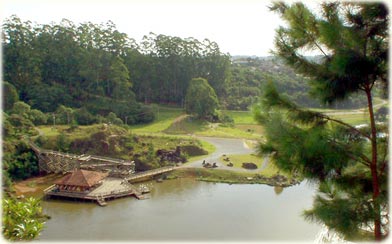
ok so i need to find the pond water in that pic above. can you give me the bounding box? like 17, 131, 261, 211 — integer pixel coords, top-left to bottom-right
39, 178, 321, 241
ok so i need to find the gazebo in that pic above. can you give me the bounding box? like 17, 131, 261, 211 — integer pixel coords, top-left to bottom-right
54, 169, 108, 193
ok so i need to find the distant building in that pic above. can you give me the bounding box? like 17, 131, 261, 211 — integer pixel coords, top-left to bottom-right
54, 169, 108, 193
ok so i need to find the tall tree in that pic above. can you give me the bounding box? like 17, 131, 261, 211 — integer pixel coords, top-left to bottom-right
3, 82, 19, 112
255, 2, 388, 240
185, 77, 219, 120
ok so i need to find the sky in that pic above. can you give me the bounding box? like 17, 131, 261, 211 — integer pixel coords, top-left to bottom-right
1, 0, 289, 56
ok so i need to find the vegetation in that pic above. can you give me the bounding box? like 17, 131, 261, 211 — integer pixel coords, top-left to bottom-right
185, 78, 220, 121
225, 55, 382, 111
2, 16, 232, 126
33, 124, 209, 171
2, 197, 48, 241
166, 167, 292, 185
256, 2, 388, 240
219, 154, 262, 168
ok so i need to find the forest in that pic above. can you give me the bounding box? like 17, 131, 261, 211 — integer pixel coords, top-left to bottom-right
3, 15, 376, 129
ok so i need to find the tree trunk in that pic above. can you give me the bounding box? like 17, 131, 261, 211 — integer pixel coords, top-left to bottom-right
365, 85, 381, 240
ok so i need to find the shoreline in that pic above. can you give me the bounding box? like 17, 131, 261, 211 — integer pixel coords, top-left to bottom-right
12, 167, 300, 199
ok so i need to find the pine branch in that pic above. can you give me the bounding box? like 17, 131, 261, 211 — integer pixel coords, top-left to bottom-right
328, 138, 371, 167
286, 102, 371, 141
318, 113, 371, 140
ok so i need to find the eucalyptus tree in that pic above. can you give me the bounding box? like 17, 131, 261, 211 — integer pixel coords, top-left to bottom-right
255, 2, 388, 240
2, 16, 41, 98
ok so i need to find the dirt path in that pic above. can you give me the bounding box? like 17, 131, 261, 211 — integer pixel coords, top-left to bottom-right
13, 174, 62, 197
182, 136, 269, 173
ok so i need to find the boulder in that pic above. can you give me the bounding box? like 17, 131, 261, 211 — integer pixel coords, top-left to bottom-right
242, 162, 258, 170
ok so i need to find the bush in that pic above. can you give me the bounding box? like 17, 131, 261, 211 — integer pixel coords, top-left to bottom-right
3, 82, 19, 112
107, 112, 124, 125
3, 141, 39, 180
179, 145, 208, 156
74, 107, 98, 125
135, 105, 155, 124
28, 109, 48, 125
3, 197, 46, 241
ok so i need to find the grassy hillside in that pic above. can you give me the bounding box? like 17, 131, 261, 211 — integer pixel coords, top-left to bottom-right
129, 106, 184, 133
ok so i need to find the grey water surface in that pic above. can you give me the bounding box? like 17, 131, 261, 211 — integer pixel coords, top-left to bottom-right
39, 178, 321, 241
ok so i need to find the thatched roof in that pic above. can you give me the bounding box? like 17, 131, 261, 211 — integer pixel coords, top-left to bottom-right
55, 169, 108, 187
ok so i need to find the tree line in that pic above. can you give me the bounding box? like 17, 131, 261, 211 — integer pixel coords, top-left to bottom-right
2, 16, 230, 125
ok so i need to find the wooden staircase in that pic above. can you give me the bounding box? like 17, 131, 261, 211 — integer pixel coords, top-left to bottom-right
96, 195, 107, 206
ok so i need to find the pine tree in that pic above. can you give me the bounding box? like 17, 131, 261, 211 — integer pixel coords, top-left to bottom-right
255, 2, 388, 240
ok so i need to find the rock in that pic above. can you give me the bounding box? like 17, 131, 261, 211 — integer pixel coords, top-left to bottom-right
156, 148, 186, 163
242, 162, 258, 170
203, 163, 212, 168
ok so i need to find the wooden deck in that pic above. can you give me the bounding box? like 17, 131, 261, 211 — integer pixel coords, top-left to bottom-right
44, 166, 179, 206
44, 177, 149, 206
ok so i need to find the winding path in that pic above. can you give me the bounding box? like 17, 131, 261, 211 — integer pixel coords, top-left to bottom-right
181, 136, 269, 172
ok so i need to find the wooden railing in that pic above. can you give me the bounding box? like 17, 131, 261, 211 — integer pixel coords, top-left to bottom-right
126, 166, 176, 182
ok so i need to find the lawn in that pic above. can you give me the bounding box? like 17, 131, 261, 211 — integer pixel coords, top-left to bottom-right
219, 153, 263, 168
329, 112, 370, 125
164, 116, 262, 139
223, 110, 257, 124
218, 153, 287, 178
37, 104, 373, 143
129, 106, 184, 133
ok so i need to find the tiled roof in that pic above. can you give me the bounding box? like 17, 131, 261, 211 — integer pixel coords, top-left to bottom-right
55, 169, 108, 187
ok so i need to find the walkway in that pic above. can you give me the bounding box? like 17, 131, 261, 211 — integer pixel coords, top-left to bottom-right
126, 166, 176, 182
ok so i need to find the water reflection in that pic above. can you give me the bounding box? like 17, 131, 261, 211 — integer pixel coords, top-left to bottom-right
39, 179, 321, 241
274, 186, 284, 195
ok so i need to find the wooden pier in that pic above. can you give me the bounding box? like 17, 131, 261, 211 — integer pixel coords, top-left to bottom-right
44, 177, 149, 206
126, 166, 176, 183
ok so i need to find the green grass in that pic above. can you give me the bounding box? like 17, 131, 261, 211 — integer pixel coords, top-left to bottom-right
259, 160, 283, 177
223, 110, 257, 124
164, 116, 262, 139
234, 124, 264, 135
218, 153, 282, 177
37, 126, 65, 137
219, 154, 263, 169
188, 140, 216, 162
129, 106, 184, 133
166, 167, 260, 183
329, 112, 369, 125
166, 167, 293, 185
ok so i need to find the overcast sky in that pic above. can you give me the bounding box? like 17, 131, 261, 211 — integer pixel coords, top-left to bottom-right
2, 0, 295, 56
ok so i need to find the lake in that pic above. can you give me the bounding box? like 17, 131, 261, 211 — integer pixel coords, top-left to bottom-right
39, 178, 322, 241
